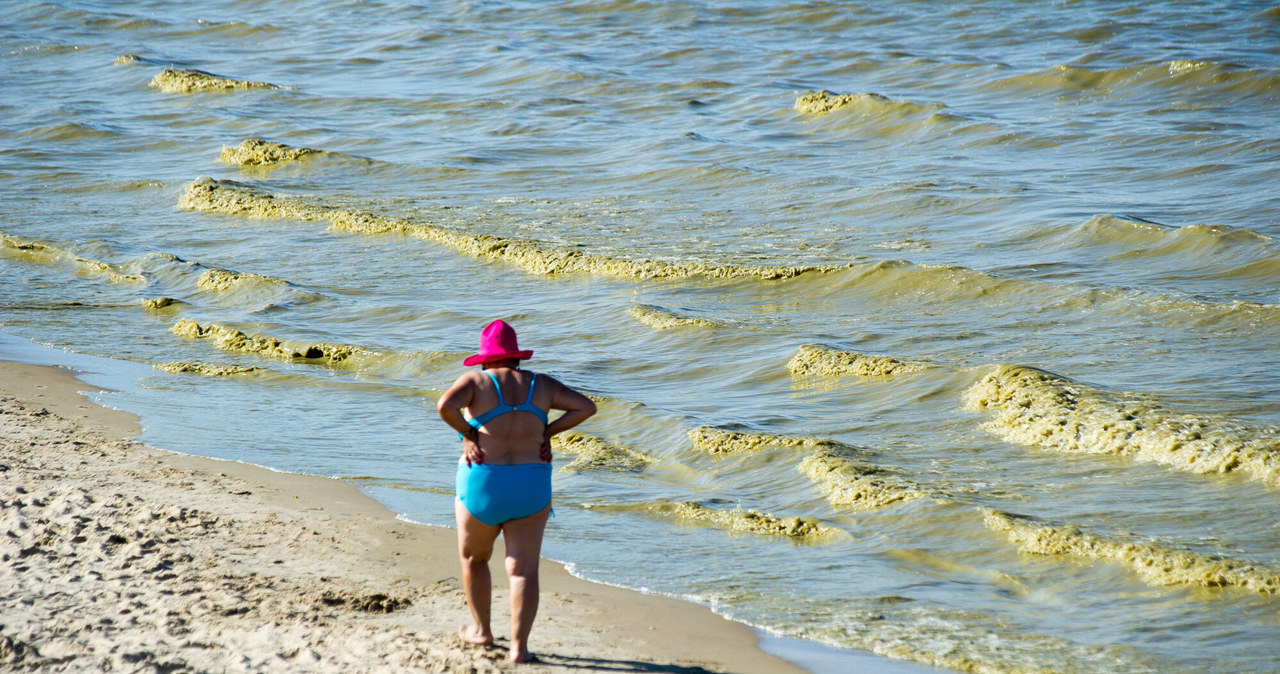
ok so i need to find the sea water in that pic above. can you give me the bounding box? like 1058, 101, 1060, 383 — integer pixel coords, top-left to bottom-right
3, 1, 1279, 670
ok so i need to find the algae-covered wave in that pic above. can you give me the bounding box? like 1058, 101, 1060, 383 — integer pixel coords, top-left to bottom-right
219, 138, 321, 167
792, 89, 982, 140
155, 361, 260, 376
965, 364, 1280, 487
170, 319, 373, 366
0, 232, 317, 306
788, 344, 929, 379
688, 427, 929, 512
795, 90, 948, 119
688, 425, 867, 456
177, 177, 846, 281
1, 233, 145, 284
141, 297, 183, 310
627, 304, 724, 330
553, 431, 653, 473
799, 444, 928, 512
148, 67, 279, 93
176, 180, 1278, 326
169, 319, 455, 377
984, 510, 1280, 596
197, 268, 291, 293
588, 500, 843, 543
152, 254, 320, 305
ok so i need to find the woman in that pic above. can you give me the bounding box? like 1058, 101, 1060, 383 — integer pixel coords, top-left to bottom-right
436, 319, 596, 663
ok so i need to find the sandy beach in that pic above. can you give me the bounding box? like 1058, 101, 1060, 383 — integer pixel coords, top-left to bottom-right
0, 359, 812, 673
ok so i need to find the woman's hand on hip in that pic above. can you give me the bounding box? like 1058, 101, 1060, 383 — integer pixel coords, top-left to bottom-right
539, 432, 553, 463
463, 434, 485, 466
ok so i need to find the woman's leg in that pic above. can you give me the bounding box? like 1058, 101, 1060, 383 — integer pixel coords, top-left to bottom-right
499, 502, 551, 663
455, 499, 501, 645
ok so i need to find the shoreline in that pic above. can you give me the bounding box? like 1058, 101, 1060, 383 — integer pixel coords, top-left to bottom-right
0, 357, 803, 672
0, 350, 934, 673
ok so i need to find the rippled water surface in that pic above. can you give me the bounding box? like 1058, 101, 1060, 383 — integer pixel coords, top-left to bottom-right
4, 1, 1280, 671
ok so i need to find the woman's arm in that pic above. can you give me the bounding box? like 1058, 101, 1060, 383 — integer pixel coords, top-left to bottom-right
544, 377, 597, 439
437, 374, 484, 465
538, 379, 596, 463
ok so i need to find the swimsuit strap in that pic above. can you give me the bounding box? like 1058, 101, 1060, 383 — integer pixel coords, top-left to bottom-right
486, 371, 507, 406
510, 374, 549, 426
465, 371, 548, 430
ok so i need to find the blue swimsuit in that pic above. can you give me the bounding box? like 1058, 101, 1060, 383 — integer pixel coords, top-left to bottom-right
456, 372, 552, 526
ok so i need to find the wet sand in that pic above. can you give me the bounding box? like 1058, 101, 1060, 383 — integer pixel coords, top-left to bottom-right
0, 357, 936, 673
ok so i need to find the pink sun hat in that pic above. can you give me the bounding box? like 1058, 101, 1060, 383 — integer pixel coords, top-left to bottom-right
463, 320, 534, 366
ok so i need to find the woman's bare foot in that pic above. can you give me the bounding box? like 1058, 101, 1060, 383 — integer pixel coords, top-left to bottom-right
510, 649, 538, 664
458, 624, 494, 646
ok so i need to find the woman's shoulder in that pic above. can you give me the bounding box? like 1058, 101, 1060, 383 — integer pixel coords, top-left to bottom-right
528, 370, 563, 386
454, 369, 488, 386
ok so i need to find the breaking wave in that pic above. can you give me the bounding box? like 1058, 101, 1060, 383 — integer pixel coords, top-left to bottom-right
686, 427, 929, 512
0, 233, 322, 309
687, 426, 866, 456
1, 233, 145, 284
140, 297, 182, 310
794, 90, 948, 119
170, 319, 375, 366
553, 431, 653, 473
219, 138, 322, 167
154, 361, 260, 376
1079, 214, 1273, 245
148, 67, 279, 94
798, 444, 927, 512
787, 344, 929, 378
990, 60, 1280, 100
196, 268, 290, 293
627, 304, 724, 330
178, 178, 846, 281
587, 500, 844, 543
167, 319, 455, 379
965, 365, 1280, 487
984, 510, 1280, 596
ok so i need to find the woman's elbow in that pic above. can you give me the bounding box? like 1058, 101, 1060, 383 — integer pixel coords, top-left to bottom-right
435, 394, 454, 418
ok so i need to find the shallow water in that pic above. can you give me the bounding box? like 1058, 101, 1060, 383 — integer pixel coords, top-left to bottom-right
3, 1, 1279, 670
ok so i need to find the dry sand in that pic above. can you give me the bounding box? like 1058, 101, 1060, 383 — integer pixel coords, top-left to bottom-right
0, 360, 808, 673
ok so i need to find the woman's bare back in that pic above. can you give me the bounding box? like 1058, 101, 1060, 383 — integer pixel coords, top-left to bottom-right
462, 367, 549, 464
